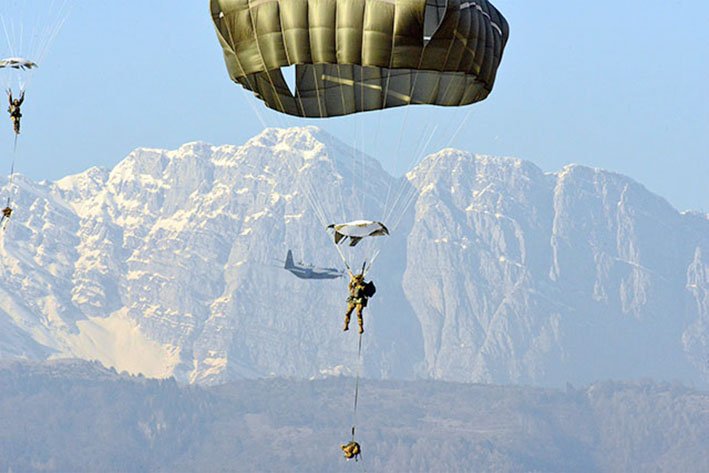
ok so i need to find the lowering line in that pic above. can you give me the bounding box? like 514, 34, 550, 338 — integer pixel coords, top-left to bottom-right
345, 332, 367, 471
350, 331, 363, 440
8, 151, 15, 186
2, 132, 19, 231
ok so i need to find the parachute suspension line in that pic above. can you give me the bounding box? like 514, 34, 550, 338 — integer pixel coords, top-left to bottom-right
298, 162, 358, 275
368, 125, 435, 272
296, 161, 348, 270
390, 124, 439, 221
242, 8, 288, 116
381, 120, 435, 225
360, 115, 368, 219
376, 45, 452, 262
255, 52, 350, 273
277, 29, 343, 236
377, 64, 404, 223
312, 78, 355, 261
227, 34, 295, 150
363, 249, 381, 276
302, 177, 354, 274
396, 37, 460, 162
346, 71, 368, 227
332, 147, 349, 228
273, 100, 342, 271
0, 16, 17, 58
223, 22, 331, 268
296, 64, 354, 231
34, 0, 72, 66
291, 141, 333, 229
296, 167, 328, 227
24, 4, 42, 62
273, 45, 349, 253
36, 0, 64, 58
333, 241, 353, 275
281, 158, 347, 272
330, 68, 382, 275
386, 106, 476, 239
315, 123, 348, 228
337, 64, 364, 222
220, 13, 273, 132
380, 35, 428, 225
355, 74, 365, 217
356, 69, 371, 219
443, 105, 476, 150
369, 69, 385, 205
378, 36, 440, 244
1, 4, 17, 86
387, 130, 438, 233
382, 122, 438, 226
373, 32, 408, 225
287, 157, 347, 270
367, 123, 439, 271
351, 91, 361, 217
237, 87, 269, 130
1, 0, 73, 92
425, 46, 480, 156
17, 17, 25, 55
380, 97, 412, 226
277, 37, 345, 226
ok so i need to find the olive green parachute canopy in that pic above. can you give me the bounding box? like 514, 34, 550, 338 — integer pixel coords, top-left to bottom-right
210, 0, 509, 118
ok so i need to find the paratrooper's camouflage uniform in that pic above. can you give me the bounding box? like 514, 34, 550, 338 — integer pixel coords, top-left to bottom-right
344, 273, 368, 334
7, 89, 24, 135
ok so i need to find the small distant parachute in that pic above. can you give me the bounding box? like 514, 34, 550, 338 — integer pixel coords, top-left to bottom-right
0, 58, 38, 71
210, 0, 509, 117
0, 0, 73, 92
328, 220, 389, 247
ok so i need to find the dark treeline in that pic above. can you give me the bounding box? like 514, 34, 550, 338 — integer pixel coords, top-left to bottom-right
0, 360, 706, 473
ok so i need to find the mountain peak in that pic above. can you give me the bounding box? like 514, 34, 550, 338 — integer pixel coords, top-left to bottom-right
407, 148, 541, 187
55, 165, 110, 203
174, 141, 214, 156
246, 126, 326, 150
0, 127, 707, 388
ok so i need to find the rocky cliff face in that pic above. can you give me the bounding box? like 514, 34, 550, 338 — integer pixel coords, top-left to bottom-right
1, 127, 707, 386
404, 151, 709, 385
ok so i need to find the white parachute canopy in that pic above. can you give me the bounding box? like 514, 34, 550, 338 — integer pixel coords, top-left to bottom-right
0, 0, 72, 91
0, 57, 38, 71
328, 220, 389, 247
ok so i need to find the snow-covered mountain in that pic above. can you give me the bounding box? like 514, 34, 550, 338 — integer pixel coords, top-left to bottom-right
1, 127, 707, 387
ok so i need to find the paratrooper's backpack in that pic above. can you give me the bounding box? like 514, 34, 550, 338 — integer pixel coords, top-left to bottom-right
363, 281, 376, 298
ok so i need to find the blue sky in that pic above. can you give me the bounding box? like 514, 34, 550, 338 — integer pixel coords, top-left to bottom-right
2, 0, 707, 211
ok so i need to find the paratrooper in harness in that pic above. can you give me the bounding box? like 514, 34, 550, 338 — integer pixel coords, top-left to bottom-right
7, 89, 25, 135
343, 272, 376, 334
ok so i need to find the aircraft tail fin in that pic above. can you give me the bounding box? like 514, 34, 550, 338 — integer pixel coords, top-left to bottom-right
285, 250, 295, 269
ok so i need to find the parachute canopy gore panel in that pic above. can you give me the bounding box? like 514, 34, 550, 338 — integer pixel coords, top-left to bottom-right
210, 0, 509, 117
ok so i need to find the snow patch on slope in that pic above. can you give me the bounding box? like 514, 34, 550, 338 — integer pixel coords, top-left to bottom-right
62, 309, 180, 378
